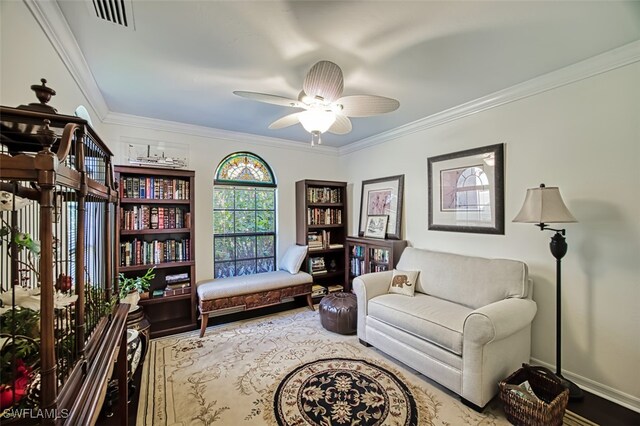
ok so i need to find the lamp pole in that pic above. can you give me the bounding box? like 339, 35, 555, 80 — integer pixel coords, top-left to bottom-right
540, 224, 584, 401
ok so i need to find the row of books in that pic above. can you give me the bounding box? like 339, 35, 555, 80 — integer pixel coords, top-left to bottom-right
120, 176, 190, 200
311, 284, 344, 297
309, 256, 327, 275
307, 208, 342, 225
370, 264, 390, 273
120, 206, 191, 231
350, 258, 366, 277
370, 248, 391, 263
120, 238, 191, 267
307, 187, 342, 204
350, 245, 365, 258
307, 230, 345, 251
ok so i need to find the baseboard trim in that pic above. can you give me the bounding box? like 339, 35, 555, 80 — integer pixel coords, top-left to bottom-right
530, 357, 640, 413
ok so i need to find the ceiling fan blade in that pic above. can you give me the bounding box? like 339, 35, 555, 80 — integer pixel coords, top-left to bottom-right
337, 95, 400, 117
234, 91, 302, 108
303, 61, 344, 103
327, 115, 352, 135
268, 112, 302, 130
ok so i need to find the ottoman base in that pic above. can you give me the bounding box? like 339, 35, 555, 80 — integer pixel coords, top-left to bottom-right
319, 292, 357, 335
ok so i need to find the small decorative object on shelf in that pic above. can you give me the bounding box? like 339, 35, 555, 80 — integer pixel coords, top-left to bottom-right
115, 165, 196, 338
345, 236, 408, 288
296, 180, 348, 294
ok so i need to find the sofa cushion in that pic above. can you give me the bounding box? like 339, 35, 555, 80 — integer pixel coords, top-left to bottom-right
368, 292, 472, 355
396, 247, 528, 309
388, 269, 419, 297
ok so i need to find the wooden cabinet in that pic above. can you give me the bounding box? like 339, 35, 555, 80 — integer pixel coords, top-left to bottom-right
345, 236, 407, 288
296, 180, 348, 295
115, 165, 196, 338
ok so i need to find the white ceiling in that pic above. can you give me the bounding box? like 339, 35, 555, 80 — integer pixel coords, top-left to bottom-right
56, 1, 640, 147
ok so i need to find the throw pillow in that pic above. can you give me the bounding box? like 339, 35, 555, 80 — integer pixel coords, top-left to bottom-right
388, 269, 419, 297
279, 245, 308, 274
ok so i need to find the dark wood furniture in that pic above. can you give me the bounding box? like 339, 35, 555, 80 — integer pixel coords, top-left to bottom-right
114, 166, 196, 338
345, 236, 408, 288
1, 89, 129, 425
295, 180, 348, 293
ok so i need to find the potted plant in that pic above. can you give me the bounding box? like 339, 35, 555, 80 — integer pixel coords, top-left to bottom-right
118, 268, 155, 311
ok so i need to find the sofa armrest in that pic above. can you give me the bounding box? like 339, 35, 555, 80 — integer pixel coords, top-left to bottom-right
352, 271, 393, 341
464, 298, 537, 345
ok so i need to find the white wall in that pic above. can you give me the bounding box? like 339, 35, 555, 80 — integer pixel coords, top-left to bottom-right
340, 62, 640, 407
0, 1, 104, 134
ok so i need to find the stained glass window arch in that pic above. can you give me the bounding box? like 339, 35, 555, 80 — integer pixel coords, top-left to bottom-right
213, 152, 277, 278
215, 152, 276, 187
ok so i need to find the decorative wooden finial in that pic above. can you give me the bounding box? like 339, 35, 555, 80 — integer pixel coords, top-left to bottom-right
17, 78, 58, 113
37, 119, 56, 152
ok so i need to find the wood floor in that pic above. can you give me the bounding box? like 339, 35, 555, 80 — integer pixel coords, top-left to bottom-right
104, 301, 640, 425
567, 391, 640, 425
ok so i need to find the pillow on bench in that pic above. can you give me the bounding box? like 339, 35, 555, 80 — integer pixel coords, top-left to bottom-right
279, 245, 308, 274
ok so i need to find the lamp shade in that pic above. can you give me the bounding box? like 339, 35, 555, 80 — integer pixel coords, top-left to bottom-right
298, 110, 336, 133
513, 184, 577, 224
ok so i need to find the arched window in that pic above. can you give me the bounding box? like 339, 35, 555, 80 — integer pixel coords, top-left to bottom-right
213, 152, 276, 278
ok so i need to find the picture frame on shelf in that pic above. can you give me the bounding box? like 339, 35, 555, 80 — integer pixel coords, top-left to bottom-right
427, 143, 504, 234
358, 175, 404, 239
364, 215, 389, 239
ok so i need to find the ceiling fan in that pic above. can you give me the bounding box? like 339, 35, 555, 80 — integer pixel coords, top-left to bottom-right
234, 61, 400, 146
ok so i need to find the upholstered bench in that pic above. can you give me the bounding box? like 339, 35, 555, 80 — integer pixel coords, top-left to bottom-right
197, 271, 314, 337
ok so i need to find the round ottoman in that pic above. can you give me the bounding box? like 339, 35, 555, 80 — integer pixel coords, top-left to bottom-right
319, 292, 357, 335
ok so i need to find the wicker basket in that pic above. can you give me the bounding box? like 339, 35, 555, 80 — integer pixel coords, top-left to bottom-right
499, 364, 570, 426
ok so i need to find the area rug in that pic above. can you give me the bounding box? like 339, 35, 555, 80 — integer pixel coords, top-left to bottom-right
137, 307, 584, 425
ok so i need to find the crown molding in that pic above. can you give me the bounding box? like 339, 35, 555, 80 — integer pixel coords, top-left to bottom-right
340, 39, 640, 156
104, 112, 339, 156
24, 0, 110, 120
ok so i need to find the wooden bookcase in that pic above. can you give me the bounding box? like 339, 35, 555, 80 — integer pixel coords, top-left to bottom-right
345, 236, 407, 289
115, 165, 196, 338
296, 180, 348, 295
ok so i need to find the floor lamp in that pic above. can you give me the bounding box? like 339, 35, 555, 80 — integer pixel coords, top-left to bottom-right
513, 183, 584, 401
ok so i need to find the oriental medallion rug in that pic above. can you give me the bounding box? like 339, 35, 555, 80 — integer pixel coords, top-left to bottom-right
137, 307, 583, 426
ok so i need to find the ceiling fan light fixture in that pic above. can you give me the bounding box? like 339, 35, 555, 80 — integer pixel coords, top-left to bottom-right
299, 110, 336, 134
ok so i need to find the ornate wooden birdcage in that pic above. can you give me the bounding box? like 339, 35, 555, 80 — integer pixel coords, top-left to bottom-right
0, 80, 129, 424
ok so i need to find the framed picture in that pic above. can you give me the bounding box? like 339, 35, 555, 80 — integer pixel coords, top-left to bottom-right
359, 175, 404, 239
364, 215, 389, 239
428, 143, 504, 234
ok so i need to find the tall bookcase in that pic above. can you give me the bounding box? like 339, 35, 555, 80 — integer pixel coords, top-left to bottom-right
115, 165, 196, 338
345, 236, 407, 289
296, 180, 348, 294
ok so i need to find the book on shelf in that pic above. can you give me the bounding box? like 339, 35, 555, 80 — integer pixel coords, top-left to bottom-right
309, 256, 327, 274
166, 272, 189, 283
312, 284, 327, 297
308, 230, 340, 250
327, 284, 344, 293
328, 243, 344, 249
307, 187, 342, 204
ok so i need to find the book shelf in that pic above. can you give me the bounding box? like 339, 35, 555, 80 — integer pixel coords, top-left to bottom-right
345, 236, 407, 289
115, 165, 196, 338
296, 180, 348, 297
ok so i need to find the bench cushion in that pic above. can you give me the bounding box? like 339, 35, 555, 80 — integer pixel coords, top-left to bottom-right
197, 271, 312, 301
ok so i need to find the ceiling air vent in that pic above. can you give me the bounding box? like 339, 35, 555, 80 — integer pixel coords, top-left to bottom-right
91, 0, 134, 28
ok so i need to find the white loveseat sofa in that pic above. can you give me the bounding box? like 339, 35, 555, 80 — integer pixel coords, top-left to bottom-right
353, 247, 537, 408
